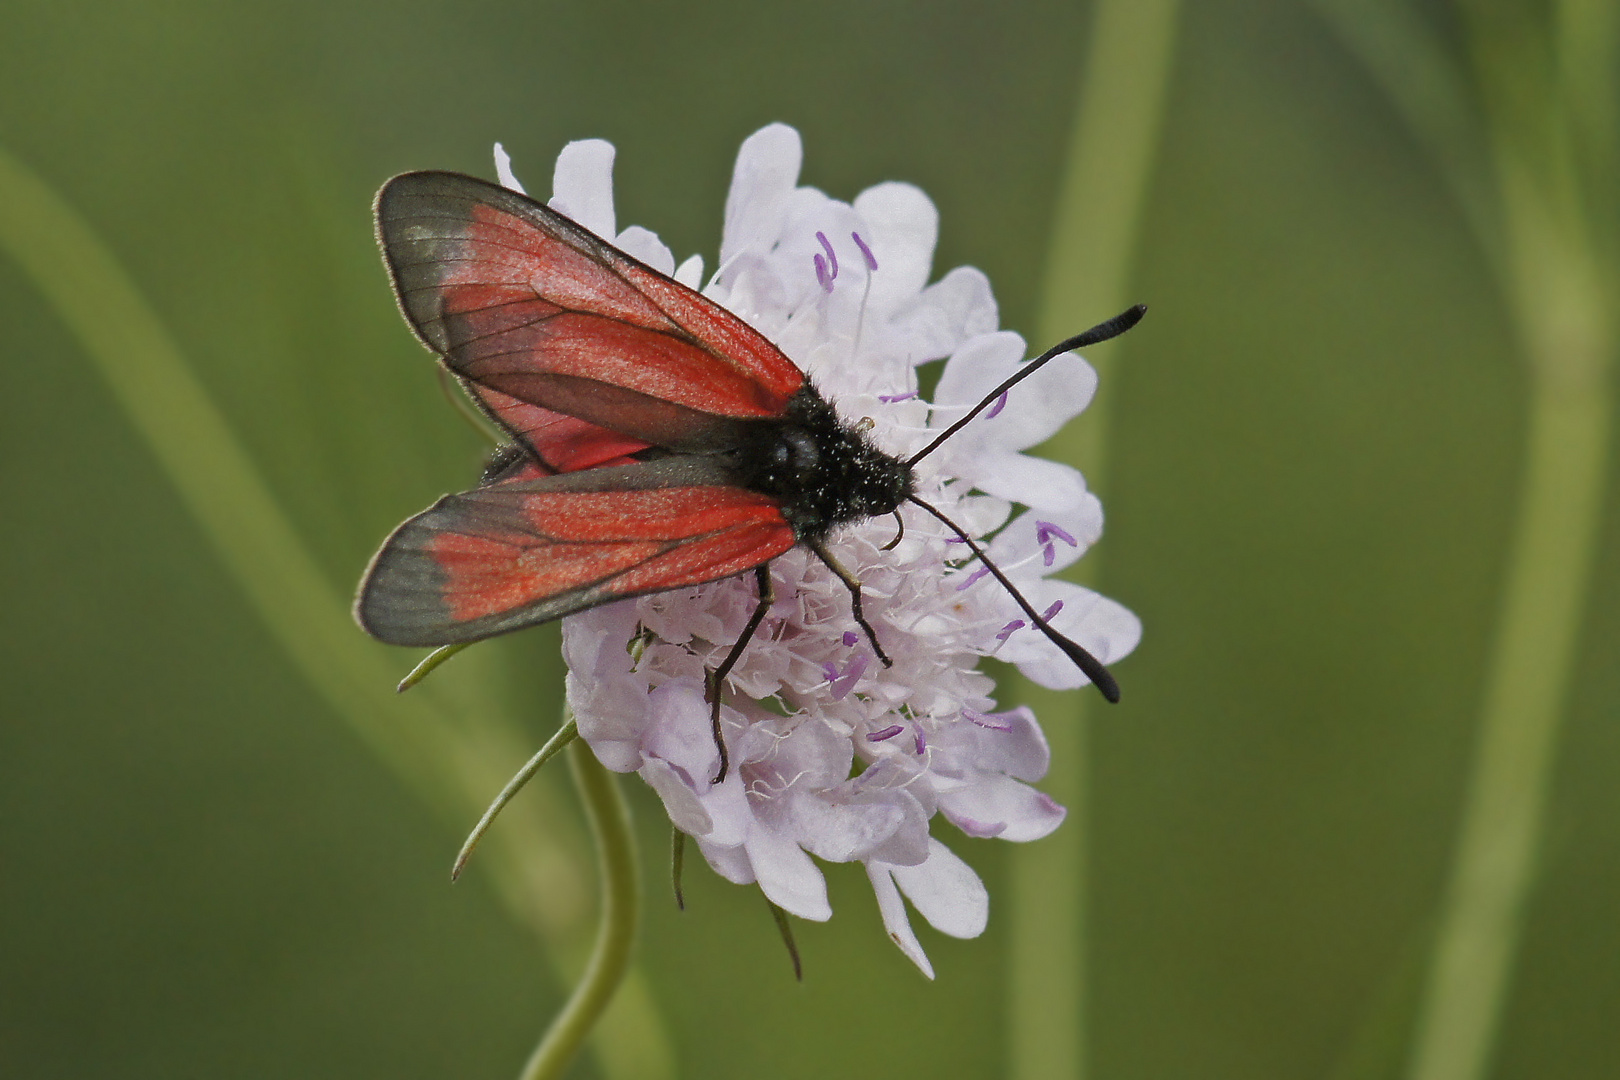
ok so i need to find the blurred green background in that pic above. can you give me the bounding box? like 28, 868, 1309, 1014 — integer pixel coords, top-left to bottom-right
3, 1, 1616, 1078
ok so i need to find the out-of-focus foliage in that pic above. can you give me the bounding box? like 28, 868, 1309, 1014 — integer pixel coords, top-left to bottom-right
1, 2, 1615, 1079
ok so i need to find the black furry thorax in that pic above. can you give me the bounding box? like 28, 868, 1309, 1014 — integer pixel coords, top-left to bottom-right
730, 384, 914, 542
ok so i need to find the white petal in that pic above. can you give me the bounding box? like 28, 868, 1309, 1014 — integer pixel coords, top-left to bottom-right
746, 824, 831, 921
969, 452, 1088, 513
695, 777, 753, 848
931, 704, 1050, 782
791, 793, 906, 862
697, 839, 755, 885
933, 331, 1025, 411
865, 862, 935, 979
891, 839, 988, 939
674, 253, 705, 288
639, 681, 717, 780
639, 759, 713, 835
852, 182, 937, 313
721, 124, 803, 267
940, 776, 1066, 842
549, 139, 616, 238
890, 266, 998, 360
1052, 589, 1144, 666
986, 502, 1103, 574
982, 706, 1051, 782
934, 337, 1098, 455
613, 225, 675, 275
493, 143, 525, 194
991, 352, 1098, 449
562, 604, 647, 772
1000, 584, 1143, 689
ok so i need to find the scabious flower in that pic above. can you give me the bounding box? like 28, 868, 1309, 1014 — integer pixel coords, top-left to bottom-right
498, 125, 1140, 978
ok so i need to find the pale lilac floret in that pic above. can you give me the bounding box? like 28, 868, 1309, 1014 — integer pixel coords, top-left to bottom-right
509, 124, 1142, 978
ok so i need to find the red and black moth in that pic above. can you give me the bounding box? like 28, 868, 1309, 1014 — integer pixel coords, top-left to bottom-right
355, 170, 1143, 779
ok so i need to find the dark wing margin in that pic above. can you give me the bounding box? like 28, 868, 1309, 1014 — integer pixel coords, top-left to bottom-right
355, 457, 797, 646
375, 171, 807, 453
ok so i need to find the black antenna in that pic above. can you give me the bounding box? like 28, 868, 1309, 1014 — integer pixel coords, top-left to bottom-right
907, 495, 1121, 703
906, 304, 1145, 468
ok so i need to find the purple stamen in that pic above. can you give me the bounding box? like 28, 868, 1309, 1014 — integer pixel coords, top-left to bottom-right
962, 708, 1014, 732
945, 535, 969, 544
851, 231, 878, 271
878, 391, 919, 403
996, 619, 1026, 641
913, 727, 928, 755
1035, 521, 1078, 567
868, 724, 905, 743
814, 253, 833, 293
984, 390, 1009, 420
1042, 600, 1064, 621
955, 565, 991, 591
842, 631, 860, 647
829, 652, 870, 700
816, 231, 839, 279
1034, 521, 1077, 547
822, 661, 841, 683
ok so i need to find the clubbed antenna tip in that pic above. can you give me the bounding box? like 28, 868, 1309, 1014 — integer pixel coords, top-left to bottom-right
907, 304, 1147, 468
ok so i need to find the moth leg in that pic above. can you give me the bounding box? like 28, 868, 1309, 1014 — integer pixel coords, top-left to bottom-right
706, 564, 775, 784
810, 541, 892, 667
880, 510, 905, 551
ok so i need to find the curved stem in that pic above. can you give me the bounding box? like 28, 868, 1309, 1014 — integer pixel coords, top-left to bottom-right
453, 718, 579, 881
520, 735, 640, 1080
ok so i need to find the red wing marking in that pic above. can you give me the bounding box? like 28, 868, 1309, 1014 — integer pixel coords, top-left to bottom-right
377, 173, 806, 445
470, 384, 651, 473
356, 465, 797, 646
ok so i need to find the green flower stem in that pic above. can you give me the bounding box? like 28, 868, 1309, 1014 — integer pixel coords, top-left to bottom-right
1008, 4, 1180, 1079
1408, 353, 1610, 1080
1311, 7, 1615, 1077
0, 145, 674, 1080
1409, 109, 1613, 1080
1404, 8, 1616, 1079
521, 737, 640, 1080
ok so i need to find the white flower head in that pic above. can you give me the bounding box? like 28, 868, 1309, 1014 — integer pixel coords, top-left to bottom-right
502, 125, 1140, 978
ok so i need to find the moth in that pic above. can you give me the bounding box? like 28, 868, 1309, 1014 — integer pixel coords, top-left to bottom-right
355, 171, 1141, 777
